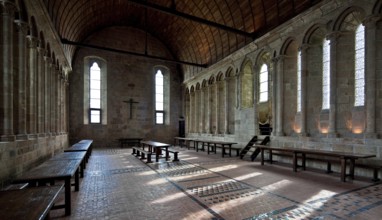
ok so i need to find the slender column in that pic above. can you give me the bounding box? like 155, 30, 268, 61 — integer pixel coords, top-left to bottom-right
36, 47, 46, 136
274, 55, 285, 136
206, 85, 212, 133
202, 87, 208, 133
44, 56, 52, 135
224, 79, 229, 134
190, 91, 195, 133
253, 65, 259, 135
215, 82, 220, 134
51, 65, 57, 135
14, 20, 29, 140
0, 1, 16, 141
185, 92, 190, 134
57, 72, 62, 134
364, 16, 379, 138
199, 88, 204, 133
65, 78, 69, 133
327, 32, 340, 137
195, 89, 201, 133
299, 44, 309, 136
60, 75, 65, 133
26, 36, 38, 137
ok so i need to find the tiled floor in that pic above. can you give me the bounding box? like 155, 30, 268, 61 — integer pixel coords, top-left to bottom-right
50, 147, 382, 220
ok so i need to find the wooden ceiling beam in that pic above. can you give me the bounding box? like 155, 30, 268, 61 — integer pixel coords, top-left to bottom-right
61, 38, 208, 68
126, 0, 255, 39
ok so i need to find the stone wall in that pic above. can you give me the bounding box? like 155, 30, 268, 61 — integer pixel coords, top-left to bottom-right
69, 26, 182, 147
183, 0, 382, 178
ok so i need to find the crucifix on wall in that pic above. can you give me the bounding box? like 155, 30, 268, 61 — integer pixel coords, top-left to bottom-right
123, 98, 139, 119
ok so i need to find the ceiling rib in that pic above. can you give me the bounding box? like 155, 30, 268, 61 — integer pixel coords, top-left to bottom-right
125, 0, 254, 39
61, 38, 208, 68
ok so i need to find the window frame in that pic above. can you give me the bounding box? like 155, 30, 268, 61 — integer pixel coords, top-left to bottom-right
259, 63, 269, 103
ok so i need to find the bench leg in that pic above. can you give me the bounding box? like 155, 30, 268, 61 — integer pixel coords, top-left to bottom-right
326, 162, 333, 173
132, 148, 136, 155
173, 152, 179, 162
136, 150, 141, 157
372, 168, 380, 182
141, 152, 146, 160
147, 153, 152, 163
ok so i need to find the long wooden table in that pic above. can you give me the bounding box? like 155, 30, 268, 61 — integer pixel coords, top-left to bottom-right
65, 140, 93, 163
13, 159, 82, 215
256, 145, 376, 182
0, 185, 63, 220
192, 139, 238, 157
140, 140, 170, 162
174, 137, 195, 149
50, 151, 87, 178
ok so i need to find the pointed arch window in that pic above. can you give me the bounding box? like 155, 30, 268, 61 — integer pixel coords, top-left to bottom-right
297, 50, 302, 112
259, 64, 268, 103
322, 39, 330, 110
155, 69, 164, 124
354, 24, 365, 107
84, 57, 107, 125
90, 62, 101, 123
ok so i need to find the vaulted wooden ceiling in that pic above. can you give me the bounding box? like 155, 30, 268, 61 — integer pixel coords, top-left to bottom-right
42, 0, 321, 74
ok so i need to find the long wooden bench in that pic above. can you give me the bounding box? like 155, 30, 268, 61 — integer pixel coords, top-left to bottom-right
132, 147, 152, 163
167, 149, 179, 162
271, 152, 381, 182
256, 145, 376, 182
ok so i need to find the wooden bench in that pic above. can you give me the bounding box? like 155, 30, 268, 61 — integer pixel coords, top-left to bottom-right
256, 145, 376, 182
141, 140, 170, 162
0, 184, 63, 219
271, 152, 381, 182
167, 149, 179, 162
132, 147, 152, 163
1, 183, 29, 191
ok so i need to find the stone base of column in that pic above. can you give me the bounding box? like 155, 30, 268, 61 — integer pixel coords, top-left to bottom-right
365, 132, 378, 139
276, 131, 284, 136
327, 132, 338, 138
0, 135, 16, 142
38, 133, 46, 137
27, 134, 38, 139
16, 134, 28, 140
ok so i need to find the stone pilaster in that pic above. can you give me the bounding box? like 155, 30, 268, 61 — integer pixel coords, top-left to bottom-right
26, 35, 38, 137
0, 0, 16, 141
44, 56, 52, 135
327, 32, 341, 137
14, 20, 29, 140
273, 55, 285, 136
51, 65, 57, 135
363, 16, 379, 138
36, 47, 46, 136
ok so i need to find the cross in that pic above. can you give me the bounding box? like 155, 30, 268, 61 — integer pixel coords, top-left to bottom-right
123, 98, 139, 119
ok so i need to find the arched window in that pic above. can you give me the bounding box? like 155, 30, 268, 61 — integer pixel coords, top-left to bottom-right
354, 24, 365, 107
297, 50, 302, 112
155, 70, 164, 124
259, 64, 268, 102
322, 39, 330, 110
84, 57, 107, 125
89, 62, 101, 123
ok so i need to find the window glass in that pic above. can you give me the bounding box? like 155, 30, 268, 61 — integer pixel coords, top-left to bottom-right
322, 39, 330, 110
354, 24, 365, 107
297, 51, 302, 112
259, 64, 268, 103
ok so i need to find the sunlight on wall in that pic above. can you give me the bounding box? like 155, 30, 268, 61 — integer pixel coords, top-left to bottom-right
293, 123, 301, 133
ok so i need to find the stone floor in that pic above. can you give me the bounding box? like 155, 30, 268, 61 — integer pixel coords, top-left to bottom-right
50, 147, 382, 220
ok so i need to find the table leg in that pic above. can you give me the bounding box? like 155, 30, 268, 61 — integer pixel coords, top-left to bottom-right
341, 158, 346, 182
75, 168, 80, 191
65, 178, 71, 215
156, 148, 160, 162
165, 147, 169, 161
229, 145, 232, 157
349, 158, 355, 179
261, 149, 265, 165
269, 150, 273, 164
302, 153, 306, 170
293, 152, 297, 172
196, 141, 199, 152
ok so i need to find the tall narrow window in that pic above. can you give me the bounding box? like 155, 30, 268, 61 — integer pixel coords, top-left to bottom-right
322, 39, 330, 110
354, 24, 365, 107
259, 64, 268, 102
155, 70, 164, 124
89, 62, 101, 123
297, 50, 302, 112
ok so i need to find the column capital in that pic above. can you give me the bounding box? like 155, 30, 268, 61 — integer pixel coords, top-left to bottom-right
37, 47, 46, 56
326, 31, 341, 41
363, 15, 381, 28
14, 20, 29, 34
26, 35, 38, 48
272, 55, 286, 63
0, 0, 16, 16
298, 44, 309, 52
44, 56, 53, 63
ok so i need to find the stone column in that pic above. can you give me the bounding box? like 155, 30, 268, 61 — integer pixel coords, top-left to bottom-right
201, 87, 207, 133
274, 55, 285, 136
14, 20, 28, 140
0, 1, 16, 141
299, 45, 309, 136
195, 89, 201, 133
364, 16, 379, 138
44, 56, 52, 135
224, 79, 229, 134
57, 72, 62, 134
207, 85, 212, 133
51, 65, 57, 135
26, 35, 38, 137
65, 78, 69, 133
327, 32, 341, 137
36, 47, 46, 136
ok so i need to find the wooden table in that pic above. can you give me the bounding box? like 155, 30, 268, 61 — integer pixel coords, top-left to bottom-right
65, 140, 93, 163
50, 151, 87, 177
140, 141, 170, 162
192, 139, 238, 157
13, 159, 82, 215
256, 145, 376, 182
117, 138, 143, 148
0, 185, 63, 220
